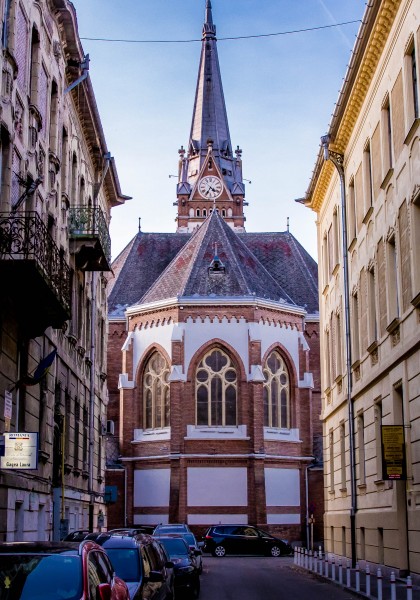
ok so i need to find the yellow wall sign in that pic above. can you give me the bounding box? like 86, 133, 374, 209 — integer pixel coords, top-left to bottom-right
381, 425, 406, 480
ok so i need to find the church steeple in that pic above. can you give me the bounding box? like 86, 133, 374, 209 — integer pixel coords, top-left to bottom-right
176, 0, 246, 233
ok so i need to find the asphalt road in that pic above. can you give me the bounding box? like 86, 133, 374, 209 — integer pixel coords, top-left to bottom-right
197, 556, 357, 600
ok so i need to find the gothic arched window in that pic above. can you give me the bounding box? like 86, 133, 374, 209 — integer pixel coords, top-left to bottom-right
143, 351, 170, 429
196, 348, 237, 426
263, 350, 290, 428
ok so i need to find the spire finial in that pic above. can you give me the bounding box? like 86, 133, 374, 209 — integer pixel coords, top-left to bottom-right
203, 0, 216, 38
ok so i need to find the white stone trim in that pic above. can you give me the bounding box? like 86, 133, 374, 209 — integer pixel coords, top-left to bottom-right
122, 331, 134, 351
185, 424, 248, 440
298, 372, 314, 389
133, 428, 171, 442
263, 427, 300, 442
118, 373, 134, 389
168, 365, 186, 382
298, 331, 310, 351
248, 365, 265, 382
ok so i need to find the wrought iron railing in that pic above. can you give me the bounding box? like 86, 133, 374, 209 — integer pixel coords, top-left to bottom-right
68, 206, 111, 265
0, 211, 71, 312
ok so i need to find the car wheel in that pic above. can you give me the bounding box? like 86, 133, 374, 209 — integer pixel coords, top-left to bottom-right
270, 545, 282, 557
213, 545, 226, 557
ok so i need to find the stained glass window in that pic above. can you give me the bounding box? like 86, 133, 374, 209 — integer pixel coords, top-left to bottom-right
143, 351, 170, 429
263, 350, 290, 428
196, 349, 237, 426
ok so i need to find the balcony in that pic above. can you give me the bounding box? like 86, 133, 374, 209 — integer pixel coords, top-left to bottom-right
0, 211, 71, 337
68, 206, 111, 271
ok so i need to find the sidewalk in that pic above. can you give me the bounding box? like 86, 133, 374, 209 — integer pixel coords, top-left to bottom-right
293, 554, 420, 599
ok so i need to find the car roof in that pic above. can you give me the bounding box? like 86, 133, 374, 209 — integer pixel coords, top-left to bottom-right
94, 533, 156, 548
0, 541, 82, 555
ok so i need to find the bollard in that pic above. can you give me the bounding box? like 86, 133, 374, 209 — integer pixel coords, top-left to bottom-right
314, 551, 317, 573
294, 547, 297, 565
377, 568, 382, 600
355, 562, 360, 592
406, 575, 413, 600
338, 559, 343, 585
366, 564, 371, 597
297, 547, 301, 567
319, 545, 322, 561
390, 571, 396, 600
319, 552, 323, 575
331, 555, 336, 581
324, 555, 329, 578
309, 550, 313, 571
346, 560, 351, 588
304, 549, 308, 570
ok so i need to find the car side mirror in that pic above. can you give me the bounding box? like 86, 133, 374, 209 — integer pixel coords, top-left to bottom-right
166, 561, 174, 568
148, 571, 164, 583
97, 583, 112, 600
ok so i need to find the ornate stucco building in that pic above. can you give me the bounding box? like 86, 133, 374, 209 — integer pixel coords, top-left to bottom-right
303, 0, 420, 577
0, 0, 128, 540
106, 1, 323, 543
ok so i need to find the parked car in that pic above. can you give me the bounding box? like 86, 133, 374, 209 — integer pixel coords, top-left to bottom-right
203, 525, 293, 557
94, 533, 175, 600
62, 529, 91, 541
109, 527, 155, 536
154, 535, 200, 599
0, 540, 130, 599
153, 523, 191, 535
159, 532, 204, 574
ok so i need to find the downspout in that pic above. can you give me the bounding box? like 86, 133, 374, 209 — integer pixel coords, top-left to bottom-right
321, 135, 357, 567
88, 153, 112, 531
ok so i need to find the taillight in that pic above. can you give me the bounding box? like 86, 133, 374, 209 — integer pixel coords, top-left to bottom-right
205, 535, 213, 539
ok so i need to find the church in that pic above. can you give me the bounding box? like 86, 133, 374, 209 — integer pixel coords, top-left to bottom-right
105, 0, 322, 543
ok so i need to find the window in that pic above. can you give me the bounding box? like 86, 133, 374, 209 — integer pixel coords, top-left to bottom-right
347, 178, 356, 244
411, 47, 419, 118
357, 413, 366, 485
386, 234, 399, 322
333, 207, 340, 269
196, 348, 237, 426
363, 141, 373, 214
329, 430, 335, 492
351, 291, 360, 362
368, 265, 378, 343
196, 208, 200, 217
2, 0, 12, 48
375, 401, 383, 480
340, 424, 346, 490
263, 350, 290, 428
29, 26, 40, 105
381, 96, 393, 175
143, 351, 170, 429
335, 311, 342, 377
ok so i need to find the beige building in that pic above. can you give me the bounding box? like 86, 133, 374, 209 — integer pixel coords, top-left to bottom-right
302, 0, 420, 578
0, 0, 128, 540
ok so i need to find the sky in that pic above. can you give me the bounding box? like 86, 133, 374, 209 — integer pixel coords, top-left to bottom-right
70, 0, 368, 261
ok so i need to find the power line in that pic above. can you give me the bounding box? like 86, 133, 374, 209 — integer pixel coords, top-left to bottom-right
80, 20, 361, 45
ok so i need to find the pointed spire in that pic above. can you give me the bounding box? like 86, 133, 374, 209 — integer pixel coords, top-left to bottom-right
203, 0, 216, 39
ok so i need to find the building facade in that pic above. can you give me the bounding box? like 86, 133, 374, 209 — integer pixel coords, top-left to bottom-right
0, 0, 128, 540
106, 1, 323, 544
303, 0, 420, 577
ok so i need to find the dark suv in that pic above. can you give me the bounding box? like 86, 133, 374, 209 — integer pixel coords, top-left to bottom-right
203, 525, 292, 557
95, 533, 175, 600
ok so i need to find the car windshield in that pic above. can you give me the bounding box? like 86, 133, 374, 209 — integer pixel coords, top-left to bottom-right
155, 526, 186, 533
158, 538, 188, 556
104, 548, 141, 582
0, 555, 82, 600
182, 534, 196, 547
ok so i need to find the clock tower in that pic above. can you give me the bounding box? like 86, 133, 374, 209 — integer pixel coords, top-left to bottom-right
176, 0, 246, 232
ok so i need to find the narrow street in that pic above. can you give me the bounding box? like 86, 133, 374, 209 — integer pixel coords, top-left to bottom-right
198, 556, 356, 600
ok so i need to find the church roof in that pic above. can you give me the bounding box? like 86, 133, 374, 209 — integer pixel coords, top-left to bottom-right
108, 221, 318, 316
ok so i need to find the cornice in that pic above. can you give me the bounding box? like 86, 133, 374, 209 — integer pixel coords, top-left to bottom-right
309, 0, 402, 213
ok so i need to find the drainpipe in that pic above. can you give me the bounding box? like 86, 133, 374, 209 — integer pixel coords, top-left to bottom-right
88, 153, 112, 531
321, 135, 357, 567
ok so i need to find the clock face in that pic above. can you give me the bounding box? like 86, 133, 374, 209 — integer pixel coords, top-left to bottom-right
198, 176, 223, 199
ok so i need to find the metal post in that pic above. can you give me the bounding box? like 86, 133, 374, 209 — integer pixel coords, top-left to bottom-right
309, 550, 313, 571
305, 549, 308, 569
314, 551, 318, 573
366, 564, 371, 597
390, 571, 396, 600
377, 568, 382, 600
346, 560, 351, 588
325, 555, 329, 578
406, 575, 413, 600
294, 547, 298, 565
355, 563, 360, 592
339, 559, 343, 585
319, 546, 322, 560
332, 556, 336, 581
321, 135, 357, 567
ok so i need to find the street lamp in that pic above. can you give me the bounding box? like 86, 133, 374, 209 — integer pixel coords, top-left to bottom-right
320, 135, 357, 568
